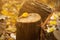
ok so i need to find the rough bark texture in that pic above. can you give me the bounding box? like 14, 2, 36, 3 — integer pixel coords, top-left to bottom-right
16, 21, 41, 40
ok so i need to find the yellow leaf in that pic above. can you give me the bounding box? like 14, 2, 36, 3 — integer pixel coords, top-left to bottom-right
21, 12, 29, 18
50, 21, 57, 25
1, 10, 8, 16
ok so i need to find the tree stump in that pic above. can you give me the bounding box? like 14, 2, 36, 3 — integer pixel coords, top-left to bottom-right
16, 13, 41, 40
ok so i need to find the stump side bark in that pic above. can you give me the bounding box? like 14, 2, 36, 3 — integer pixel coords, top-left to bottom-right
16, 13, 41, 40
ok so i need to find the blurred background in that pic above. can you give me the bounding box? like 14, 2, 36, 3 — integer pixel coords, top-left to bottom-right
0, 0, 60, 40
